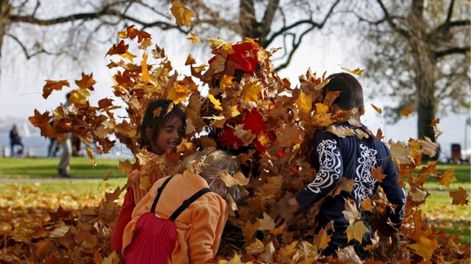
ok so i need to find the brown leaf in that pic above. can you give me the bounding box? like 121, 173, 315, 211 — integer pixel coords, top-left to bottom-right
170, 1, 195, 27
75, 73, 96, 90
449, 187, 469, 205
42, 80, 70, 99
400, 106, 413, 117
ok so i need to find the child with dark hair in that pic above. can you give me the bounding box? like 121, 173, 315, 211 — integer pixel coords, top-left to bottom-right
111, 99, 186, 252
288, 73, 406, 259
122, 150, 242, 263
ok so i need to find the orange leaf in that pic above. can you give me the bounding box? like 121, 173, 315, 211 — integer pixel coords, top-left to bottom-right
438, 169, 456, 187
187, 33, 200, 44
243, 220, 261, 243
185, 54, 196, 65
346, 220, 369, 242
75, 73, 96, 90
296, 91, 312, 114
408, 236, 437, 260
42, 80, 70, 99
141, 53, 150, 83
106, 40, 128, 56
341, 66, 364, 76
449, 187, 469, 205
170, 1, 195, 27
400, 106, 413, 117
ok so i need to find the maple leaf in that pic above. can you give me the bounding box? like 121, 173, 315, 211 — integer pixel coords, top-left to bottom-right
360, 198, 373, 212
371, 167, 386, 182
388, 140, 411, 165
408, 236, 437, 260
242, 109, 266, 135
245, 239, 265, 255
376, 128, 384, 140
343, 199, 360, 225
98, 98, 113, 109
417, 137, 438, 157
346, 220, 369, 242
187, 33, 200, 44
371, 104, 382, 114
141, 53, 150, 83
438, 169, 456, 187
170, 1, 195, 27
42, 80, 70, 99
219, 171, 249, 187
167, 82, 191, 104
86, 146, 96, 167
257, 212, 275, 231
313, 227, 331, 250
208, 93, 223, 111
341, 66, 364, 76
75, 73, 96, 90
400, 106, 413, 117
106, 40, 128, 56
323, 90, 341, 106
296, 91, 313, 114
69, 88, 90, 106
449, 187, 469, 205
185, 54, 196, 65
243, 220, 261, 243
409, 188, 428, 203
242, 81, 263, 103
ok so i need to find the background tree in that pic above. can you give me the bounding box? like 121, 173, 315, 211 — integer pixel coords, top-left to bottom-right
0, 0, 340, 73
354, 0, 470, 141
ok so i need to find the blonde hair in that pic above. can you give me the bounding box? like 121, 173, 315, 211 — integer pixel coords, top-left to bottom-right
177, 149, 246, 202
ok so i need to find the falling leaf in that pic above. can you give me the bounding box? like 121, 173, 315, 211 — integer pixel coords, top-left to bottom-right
75, 73, 96, 90
438, 169, 456, 187
246, 239, 265, 255
208, 93, 223, 111
400, 106, 413, 117
42, 80, 70, 99
242, 81, 263, 103
449, 187, 469, 205
313, 227, 331, 250
86, 146, 96, 167
185, 54, 196, 65
376, 128, 384, 140
389, 140, 411, 165
296, 91, 313, 114
371, 167, 386, 182
346, 221, 369, 242
409, 188, 428, 203
257, 212, 275, 231
243, 220, 261, 243
219, 171, 249, 187
141, 53, 150, 83
167, 83, 191, 104
69, 88, 90, 106
360, 198, 373, 212
327, 125, 355, 138
106, 40, 128, 56
187, 32, 200, 44
341, 66, 364, 76
408, 236, 437, 260
371, 104, 382, 114
170, 1, 195, 27
418, 137, 438, 157
342, 199, 360, 224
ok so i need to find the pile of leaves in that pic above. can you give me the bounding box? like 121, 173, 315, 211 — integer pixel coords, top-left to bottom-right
2, 3, 470, 263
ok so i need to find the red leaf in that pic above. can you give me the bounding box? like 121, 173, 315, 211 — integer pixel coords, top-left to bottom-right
243, 109, 266, 135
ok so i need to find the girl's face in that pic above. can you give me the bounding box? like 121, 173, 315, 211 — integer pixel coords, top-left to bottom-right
152, 116, 185, 155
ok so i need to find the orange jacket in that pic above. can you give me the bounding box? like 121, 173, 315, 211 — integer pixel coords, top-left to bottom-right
122, 170, 228, 264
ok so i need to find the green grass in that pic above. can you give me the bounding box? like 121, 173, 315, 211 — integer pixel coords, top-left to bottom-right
421, 192, 471, 245
412, 163, 471, 191
0, 157, 126, 179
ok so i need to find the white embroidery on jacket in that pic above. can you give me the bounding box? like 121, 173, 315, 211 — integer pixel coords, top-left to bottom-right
306, 139, 342, 193
353, 144, 378, 203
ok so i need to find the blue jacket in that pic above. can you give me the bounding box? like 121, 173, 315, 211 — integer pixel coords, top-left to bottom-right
296, 123, 406, 230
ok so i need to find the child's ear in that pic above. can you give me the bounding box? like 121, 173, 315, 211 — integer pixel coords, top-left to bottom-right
359, 105, 365, 116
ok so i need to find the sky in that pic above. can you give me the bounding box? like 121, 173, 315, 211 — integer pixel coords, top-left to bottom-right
0, 19, 470, 159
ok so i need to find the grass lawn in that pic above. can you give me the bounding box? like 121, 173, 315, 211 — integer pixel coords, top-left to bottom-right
422, 163, 471, 191
0, 157, 126, 179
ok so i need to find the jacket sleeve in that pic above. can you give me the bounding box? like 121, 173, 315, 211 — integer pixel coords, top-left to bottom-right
188, 196, 228, 264
379, 145, 406, 229
296, 132, 344, 210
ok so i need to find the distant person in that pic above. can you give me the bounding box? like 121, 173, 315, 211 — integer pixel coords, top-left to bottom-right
47, 120, 59, 157
9, 124, 24, 157
58, 93, 72, 177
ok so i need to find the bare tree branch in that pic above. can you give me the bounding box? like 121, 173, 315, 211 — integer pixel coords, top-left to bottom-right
434, 46, 470, 58
6, 33, 63, 59
375, 0, 410, 38
445, 0, 455, 23
275, 25, 315, 71
265, 0, 341, 48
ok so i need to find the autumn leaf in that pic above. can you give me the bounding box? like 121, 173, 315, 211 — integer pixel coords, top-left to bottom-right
242, 81, 263, 103
360, 198, 373, 212
346, 221, 369, 242
341, 66, 364, 76
371, 167, 386, 182
219, 171, 249, 187
376, 128, 384, 140
187, 32, 200, 44
296, 91, 312, 114
438, 169, 456, 187
313, 227, 331, 250
400, 106, 413, 117
141, 53, 150, 83
69, 88, 90, 106
167, 83, 191, 104
342, 199, 360, 224
371, 104, 382, 114
86, 146, 96, 167
408, 236, 437, 260
246, 239, 265, 255
449, 187, 469, 205
170, 1, 195, 27
75, 73, 96, 90
257, 212, 275, 231
42, 80, 70, 99
185, 54, 196, 65
106, 40, 128, 56
243, 220, 261, 243
208, 93, 223, 111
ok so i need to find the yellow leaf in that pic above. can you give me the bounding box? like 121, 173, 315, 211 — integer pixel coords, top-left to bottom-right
246, 239, 265, 255
389, 140, 412, 165
360, 198, 373, 212
121, 51, 136, 61
296, 91, 313, 114
141, 52, 150, 83
408, 236, 437, 260
313, 227, 331, 250
167, 83, 191, 104
139, 176, 151, 191
220, 75, 234, 90
341, 66, 364, 76
69, 88, 90, 106
371, 104, 382, 114
185, 54, 196, 65
187, 32, 200, 44
439, 169, 456, 187
242, 81, 262, 103
229, 105, 241, 117
86, 146, 96, 167
170, 1, 195, 27
257, 212, 275, 231
346, 221, 369, 242
208, 93, 223, 111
